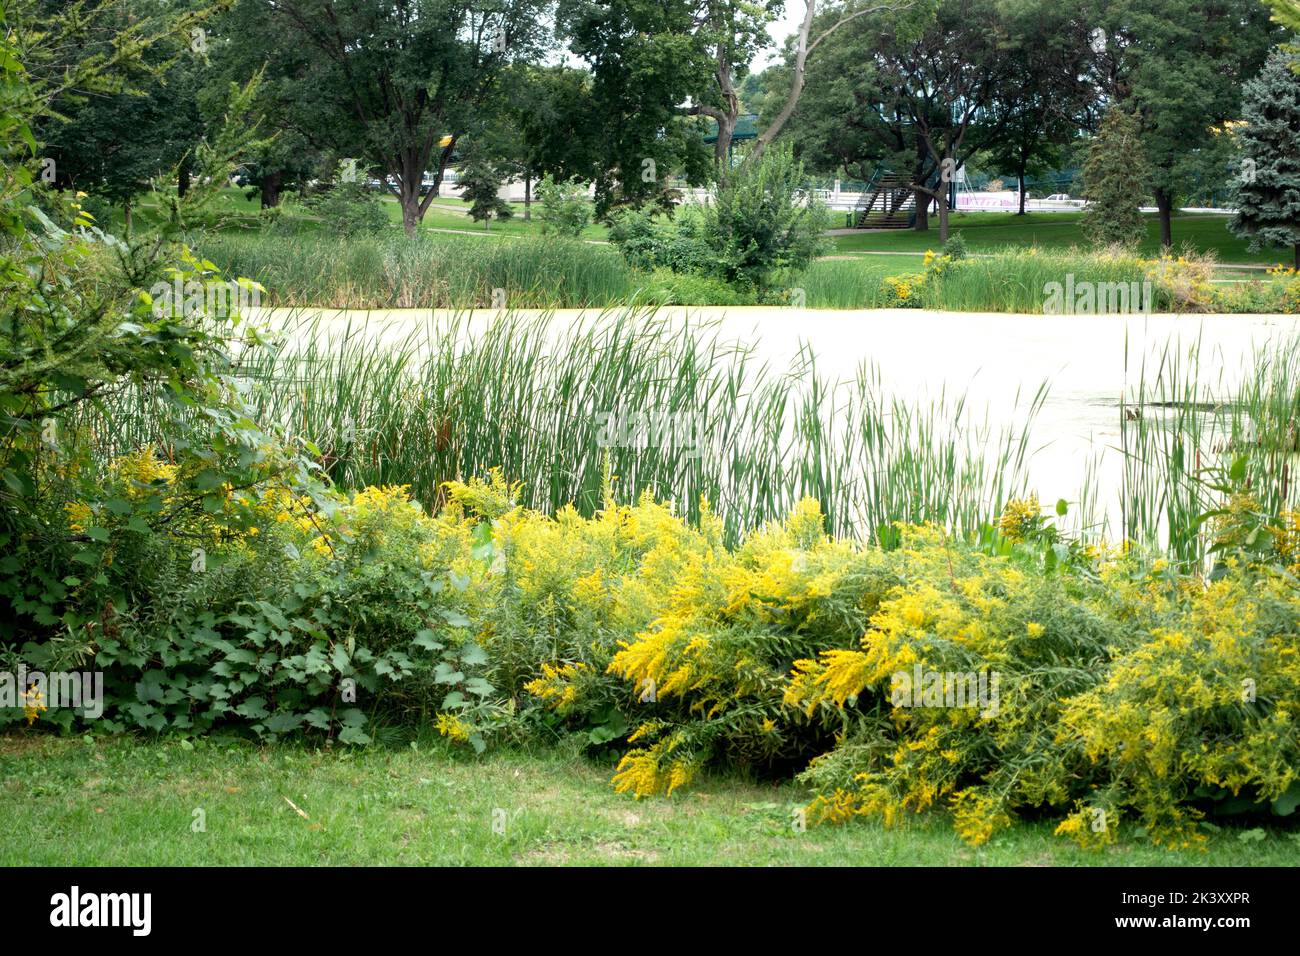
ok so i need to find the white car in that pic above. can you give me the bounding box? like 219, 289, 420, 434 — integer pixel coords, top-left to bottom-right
1044, 193, 1072, 201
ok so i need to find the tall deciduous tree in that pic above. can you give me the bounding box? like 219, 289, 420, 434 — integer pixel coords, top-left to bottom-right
769, 0, 1020, 240
475, 64, 604, 220
1230, 46, 1300, 269
981, 0, 1098, 214
1089, 0, 1280, 248
746, 0, 928, 166
29, 0, 219, 229
260, 0, 551, 234
558, 0, 713, 216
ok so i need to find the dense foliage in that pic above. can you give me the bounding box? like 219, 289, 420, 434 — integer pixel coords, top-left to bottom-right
1081, 107, 1148, 248
1230, 45, 1300, 270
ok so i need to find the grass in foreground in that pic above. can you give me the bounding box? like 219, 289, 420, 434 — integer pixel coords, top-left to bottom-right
2, 735, 1295, 866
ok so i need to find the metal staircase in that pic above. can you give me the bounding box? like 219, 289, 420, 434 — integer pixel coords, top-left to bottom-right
853, 170, 916, 229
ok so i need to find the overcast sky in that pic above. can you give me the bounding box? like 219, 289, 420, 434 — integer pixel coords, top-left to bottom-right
757, 5, 802, 69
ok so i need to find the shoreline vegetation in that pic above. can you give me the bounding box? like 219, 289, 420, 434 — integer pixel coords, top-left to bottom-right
189, 230, 1300, 313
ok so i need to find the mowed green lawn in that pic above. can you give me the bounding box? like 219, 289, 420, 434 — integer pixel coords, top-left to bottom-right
3, 735, 1296, 866
830, 210, 1286, 267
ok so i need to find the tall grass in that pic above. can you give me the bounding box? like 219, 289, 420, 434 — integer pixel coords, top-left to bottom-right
927, 248, 1149, 313
794, 249, 1153, 312
196, 231, 636, 308
77, 307, 1045, 545
1119, 331, 1300, 565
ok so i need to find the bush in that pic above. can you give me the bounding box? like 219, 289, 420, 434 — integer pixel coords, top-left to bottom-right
941, 232, 968, 260
306, 160, 390, 237
701, 144, 831, 291
631, 268, 755, 306
508, 494, 1300, 848
607, 207, 714, 274
536, 174, 593, 238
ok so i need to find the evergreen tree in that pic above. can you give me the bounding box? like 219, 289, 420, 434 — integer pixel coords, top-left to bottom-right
1082, 106, 1148, 248
1229, 46, 1300, 270
458, 146, 514, 229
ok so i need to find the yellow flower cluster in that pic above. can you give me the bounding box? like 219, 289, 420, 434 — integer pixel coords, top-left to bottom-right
950, 788, 1014, 847
611, 732, 698, 798
522, 662, 591, 714
111, 447, 178, 498
64, 501, 93, 534
435, 712, 472, 742
23, 685, 46, 726
997, 494, 1041, 542
881, 272, 925, 304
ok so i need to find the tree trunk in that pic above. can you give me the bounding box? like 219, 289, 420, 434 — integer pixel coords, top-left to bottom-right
394, 143, 447, 236
714, 114, 736, 166
936, 192, 950, 243
913, 188, 929, 231
261, 170, 283, 209
713, 46, 739, 168
178, 164, 190, 199
123, 198, 132, 236
398, 161, 423, 236
1154, 188, 1173, 248
1017, 162, 1027, 215
524, 174, 531, 221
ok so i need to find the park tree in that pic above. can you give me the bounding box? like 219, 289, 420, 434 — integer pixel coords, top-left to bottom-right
28, 0, 217, 229
202, 0, 318, 208
1088, 0, 1281, 248
680, 0, 781, 164
256, 0, 551, 235
746, 0, 934, 166
558, 0, 714, 215
1230, 46, 1300, 270
769, 0, 1022, 240
475, 64, 604, 221
1081, 105, 1147, 247
981, 0, 1098, 214
457, 145, 514, 228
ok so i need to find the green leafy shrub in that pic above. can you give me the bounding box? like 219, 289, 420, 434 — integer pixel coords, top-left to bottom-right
306, 160, 390, 237
536, 174, 593, 238
632, 268, 755, 305
701, 144, 831, 292
607, 207, 714, 274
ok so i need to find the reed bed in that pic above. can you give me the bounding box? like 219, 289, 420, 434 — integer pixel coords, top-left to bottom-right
196, 232, 636, 309
926, 248, 1150, 313
71, 304, 1300, 558
1118, 331, 1300, 566
75, 308, 1045, 545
